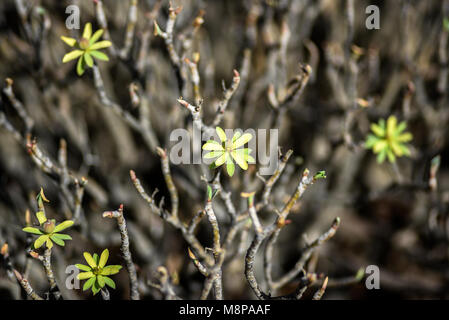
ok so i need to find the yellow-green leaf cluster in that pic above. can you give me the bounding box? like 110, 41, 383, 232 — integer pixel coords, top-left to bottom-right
76, 249, 122, 295
202, 127, 255, 177
365, 115, 413, 163
61, 23, 111, 76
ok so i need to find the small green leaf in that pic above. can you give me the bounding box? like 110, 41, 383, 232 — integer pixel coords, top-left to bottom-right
314, 171, 327, 179
355, 268, 365, 281
22, 227, 43, 235
202, 140, 224, 151
431, 155, 441, 168
89, 40, 112, 50
77, 56, 85, 76
444, 18, 449, 32
93, 253, 100, 265
232, 133, 253, 149
209, 162, 219, 170
50, 235, 65, 246
62, 50, 84, 63
153, 21, 163, 36
364, 135, 379, 149
232, 131, 242, 143
89, 29, 104, 45
373, 140, 387, 153
207, 185, 212, 200
84, 52, 94, 67
97, 275, 105, 288
396, 132, 413, 143
52, 233, 72, 240
99, 249, 109, 268
370, 123, 385, 137
82, 22, 92, 40
36, 211, 47, 225
387, 149, 396, 163
101, 265, 122, 276
45, 238, 53, 249
89, 50, 109, 61
226, 159, 235, 177
60, 36, 77, 47
215, 127, 227, 142
230, 150, 248, 170
203, 151, 224, 159
78, 271, 94, 280
377, 149, 387, 163
394, 121, 407, 135
214, 152, 227, 166
92, 280, 101, 295
34, 235, 48, 249
84, 252, 97, 268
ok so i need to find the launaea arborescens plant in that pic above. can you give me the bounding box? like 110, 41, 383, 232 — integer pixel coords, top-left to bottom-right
76, 249, 122, 295
61, 22, 111, 76
22, 188, 73, 249
365, 115, 413, 163
202, 127, 254, 177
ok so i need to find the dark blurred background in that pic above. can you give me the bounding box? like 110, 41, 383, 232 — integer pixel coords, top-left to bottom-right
0, 0, 448, 299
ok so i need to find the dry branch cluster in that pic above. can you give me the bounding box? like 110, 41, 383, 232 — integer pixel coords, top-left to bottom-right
0, 0, 448, 300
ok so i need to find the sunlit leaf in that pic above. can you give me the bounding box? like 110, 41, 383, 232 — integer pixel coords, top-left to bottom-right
77, 55, 85, 76
103, 276, 116, 289
78, 271, 94, 280
203, 151, 224, 159
89, 50, 109, 61
230, 150, 248, 170
36, 211, 47, 225
370, 123, 385, 137
34, 235, 48, 249
46, 238, 53, 249
215, 127, 227, 142
50, 235, 65, 246
53, 220, 73, 233
75, 264, 91, 272
202, 140, 224, 151
101, 265, 122, 275
226, 158, 235, 177
83, 252, 97, 268
60, 36, 77, 47
214, 152, 227, 166
89, 40, 112, 50
83, 276, 96, 291
89, 29, 104, 45
232, 133, 253, 149
84, 52, 93, 67
97, 275, 105, 288
62, 50, 84, 63
82, 22, 92, 40
92, 280, 101, 295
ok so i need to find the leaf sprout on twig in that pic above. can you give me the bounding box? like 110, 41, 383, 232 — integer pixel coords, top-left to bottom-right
61, 22, 112, 76
365, 115, 413, 163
